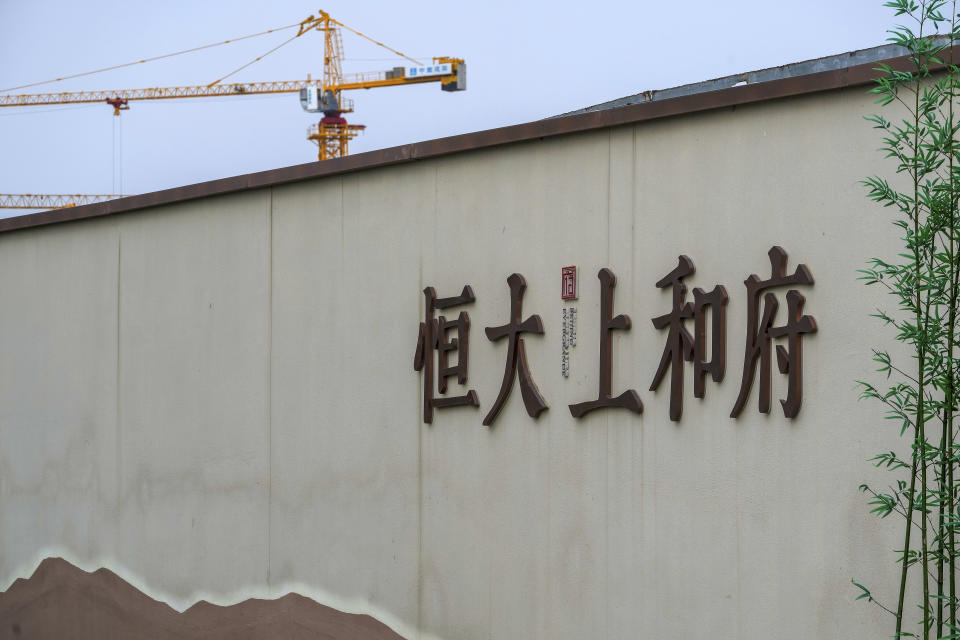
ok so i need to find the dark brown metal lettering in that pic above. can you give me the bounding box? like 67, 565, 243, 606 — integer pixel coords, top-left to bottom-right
692, 285, 728, 399
649, 257, 727, 421
569, 268, 643, 418
650, 256, 695, 421
482, 273, 548, 426
768, 290, 817, 418
413, 285, 480, 423
437, 312, 469, 392
730, 246, 817, 418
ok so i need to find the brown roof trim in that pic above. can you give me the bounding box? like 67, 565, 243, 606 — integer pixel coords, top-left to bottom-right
0, 46, 938, 235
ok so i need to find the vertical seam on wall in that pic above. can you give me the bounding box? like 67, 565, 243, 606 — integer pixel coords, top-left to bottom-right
267, 187, 274, 588
607, 132, 614, 638
605, 128, 612, 637
603, 129, 616, 637
629, 124, 638, 630
606, 132, 612, 264
116, 223, 123, 501
417, 165, 438, 637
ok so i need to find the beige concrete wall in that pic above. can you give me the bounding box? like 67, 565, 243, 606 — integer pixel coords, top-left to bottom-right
0, 83, 905, 639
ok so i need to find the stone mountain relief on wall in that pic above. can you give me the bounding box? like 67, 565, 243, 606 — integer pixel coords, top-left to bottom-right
0, 557, 406, 640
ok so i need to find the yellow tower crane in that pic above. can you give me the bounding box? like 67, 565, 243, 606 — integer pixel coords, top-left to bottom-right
0, 11, 466, 161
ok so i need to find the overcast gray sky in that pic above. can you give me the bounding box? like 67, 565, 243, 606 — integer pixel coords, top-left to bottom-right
0, 1, 896, 211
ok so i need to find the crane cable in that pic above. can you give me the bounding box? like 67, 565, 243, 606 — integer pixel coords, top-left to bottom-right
1, 12, 426, 96
206, 31, 303, 87
207, 13, 424, 88
0, 21, 303, 94
327, 16, 423, 66
112, 115, 121, 193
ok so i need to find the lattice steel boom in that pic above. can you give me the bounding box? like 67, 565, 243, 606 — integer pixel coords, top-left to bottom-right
0, 194, 123, 209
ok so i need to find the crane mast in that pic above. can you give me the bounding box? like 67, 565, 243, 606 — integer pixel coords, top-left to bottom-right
310, 11, 366, 160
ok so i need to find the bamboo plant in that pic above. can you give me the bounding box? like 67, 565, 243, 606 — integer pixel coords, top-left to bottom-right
855, 1, 960, 638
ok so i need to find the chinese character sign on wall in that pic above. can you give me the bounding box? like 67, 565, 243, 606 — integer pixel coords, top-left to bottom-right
414, 246, 817, 426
